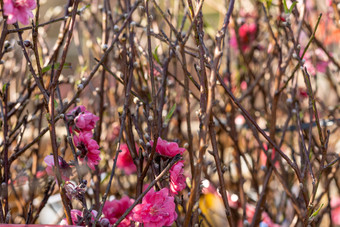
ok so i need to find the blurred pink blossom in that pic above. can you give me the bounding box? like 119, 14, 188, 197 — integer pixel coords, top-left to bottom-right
303, 49, 329, 75
327, 0, 332, 6
117, 144, 137, 174
230, 23, 257, 52
73, 132, 101, 170
331, 197, 340, 225
132, 188, 177, 227
244, 204, 280, 227
169, 160, 186, 195
150, 137, 186, 158
298, 87, 308, 99
110, 122, 121, 141
44, 155, 72, 183
103, 196, 135, 226
260, 144, 279, 168
4, 0, 36, 25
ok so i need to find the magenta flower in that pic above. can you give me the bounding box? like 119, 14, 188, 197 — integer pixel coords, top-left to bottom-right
331, 197, 340, 225
169, 160, 186, 195
74, 111, 99, 132
303, 49, 329, 75
73, 132, 101, 170
230, 23, 257, 52
245, 204, 280, 227
44, 155, 72, 183
132, 188, 177, 227
150, 137, 186, 158
116, 144, 137, 174
3, 0, 36, 25
103, 196, 135, 226
67, 105, 99, 133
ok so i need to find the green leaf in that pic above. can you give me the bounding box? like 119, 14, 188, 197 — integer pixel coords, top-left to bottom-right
2, 83, 7, 93
152, 45, 160, 64
42, 63, 71, 73
164, 103, 176, 124
309, 204, 324, 220
45, 113, 50, 121
54, 100, 58, 109
289, 1, 298, 13
267, 0, 273, 8
283, 0, 289, 13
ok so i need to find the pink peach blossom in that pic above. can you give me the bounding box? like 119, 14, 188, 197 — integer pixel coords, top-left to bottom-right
67, 105, 99, 133
331, 197, 340, 225
132, 188, 177, 227
103, 196, 135, 226
4, 0, 36, 25
110, 122, 120, 141
298, 87, 308, 99
302, 49, 329, 75
169, 160, 186, 195
150, 137, 186, 158
73, 132, 101, 170
116, 144, 137, 174
74, 111, 99, 132
44, 155, 72, 183
230, 23, 257, 52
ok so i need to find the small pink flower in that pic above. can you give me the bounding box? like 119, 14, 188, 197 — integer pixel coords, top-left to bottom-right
150, 137, 186, 158
103, 196, 135, 226
331, 197, 340, 225
60, 209, 108, 226
109, 122, 120, 141
298, 87, 308, 99
4, 0, 36, 25
67, 105, 99, 133
230, 23, 257, 52
74, 112, 99, 132
73, 132, 101, 170
132, 188, 177, 227
169, 160, 186, 195
302, 49, 329, 75
44, 155, 72, 183
245, 204, 280, 227
117, 144, 137, 174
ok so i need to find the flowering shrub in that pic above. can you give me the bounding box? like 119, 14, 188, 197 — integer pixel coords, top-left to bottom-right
3, 0, 36, 25
103, 196, 135, 226
116, 144, 138, 174
151, 137, 186, 158
132, 188, 177, 227
73, 131, 101, 170
1, 0, 340, 226
169, 160, 186, 195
